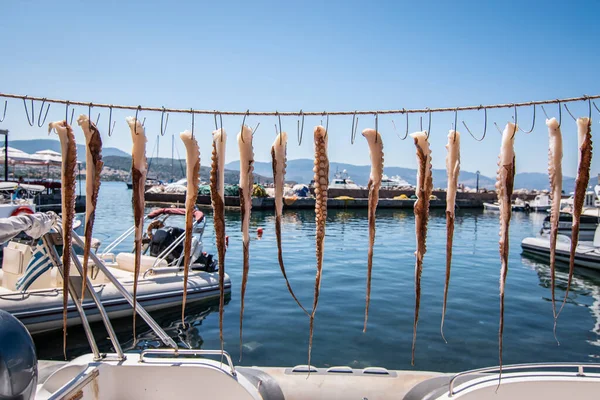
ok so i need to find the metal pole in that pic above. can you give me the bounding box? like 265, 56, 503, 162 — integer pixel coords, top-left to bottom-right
171, 134, 174, 180
70, 230, 180, 349
476, 170, 480, 193
0, 129, 8, 181
41, 234, 102, 360
68, 245, 124, 360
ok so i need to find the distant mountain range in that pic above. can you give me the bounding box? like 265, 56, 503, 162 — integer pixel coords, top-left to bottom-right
5, 140, 589, 191
226, 159, 582, 193
9, 139, 129, 160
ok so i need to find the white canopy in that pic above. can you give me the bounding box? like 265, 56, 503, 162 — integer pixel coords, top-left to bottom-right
0, 147, 34, 163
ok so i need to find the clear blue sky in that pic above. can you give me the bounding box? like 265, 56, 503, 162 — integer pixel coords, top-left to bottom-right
1, 0, 599, 178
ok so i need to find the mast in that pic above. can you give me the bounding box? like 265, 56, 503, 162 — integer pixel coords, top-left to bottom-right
171, 134, 174, 179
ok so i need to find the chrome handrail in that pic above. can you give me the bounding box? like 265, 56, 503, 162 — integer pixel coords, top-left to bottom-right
448, 362, 600, 396
69, 229, 180, 349
41, 234, 102, 361
138, 349, 236, 377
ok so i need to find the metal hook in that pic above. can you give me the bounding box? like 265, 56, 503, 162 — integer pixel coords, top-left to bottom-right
253, 122, 260, 136
277, 111, 282, 145
134, 106, 141, 135
563, 103, 577, 122
462, 107, 487, 142
37, 98, 50, 128
107, 106, 115, 137
297, 110, 304, 146
593, 101, 600, 120
424, 108, 432, 139
95, 113, 101, 126
160, 107, 169, 136
88, 103, 93, 130
323, 111, 329, 139
240, 109, 249, 143
510, 104, 518, 139
23, 96, 34, 126
452, 109, 458, 142
541, 101, 562, 128
392, 109, 409, 140
0, 101, 6, 123
517, 104, 535, 134
217, 113, 224, 142
64, 101, 74, 125
190, 108, 195, 139
350, 111, 359, 144
374, 113, 379, 143
587, 96, 592, 122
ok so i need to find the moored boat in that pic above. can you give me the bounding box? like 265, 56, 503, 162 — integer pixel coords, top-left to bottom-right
0, 208, 228, 334
521, 225, 600, 270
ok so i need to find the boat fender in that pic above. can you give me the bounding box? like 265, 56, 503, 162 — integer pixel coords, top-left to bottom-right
236, 367, 285, 400
10, 206, 34, 217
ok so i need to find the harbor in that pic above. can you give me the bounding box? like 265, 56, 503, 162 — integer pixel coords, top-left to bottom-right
2, 1, 600, 397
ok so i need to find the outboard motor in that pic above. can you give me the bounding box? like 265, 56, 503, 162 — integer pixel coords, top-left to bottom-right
0, 310, 37, 400
149, 226, 186, 263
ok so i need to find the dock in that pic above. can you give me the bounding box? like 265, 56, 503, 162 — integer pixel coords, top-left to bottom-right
145, 188, 537, 210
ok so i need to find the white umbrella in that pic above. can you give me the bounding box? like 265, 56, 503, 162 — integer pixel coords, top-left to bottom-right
0, 147, 35, 163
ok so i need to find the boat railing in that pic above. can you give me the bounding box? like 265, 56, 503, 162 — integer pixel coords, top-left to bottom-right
138, 349, 236, 377
448, 362, 600, 396
101, 215, 151, 255
45, 219, 180, 362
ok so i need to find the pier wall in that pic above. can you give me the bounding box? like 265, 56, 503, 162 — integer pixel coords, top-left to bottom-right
144, 190, 537, 210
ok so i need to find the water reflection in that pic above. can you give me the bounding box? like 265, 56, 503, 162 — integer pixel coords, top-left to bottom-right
521, 254, 600, 345
34, 296, 230, 360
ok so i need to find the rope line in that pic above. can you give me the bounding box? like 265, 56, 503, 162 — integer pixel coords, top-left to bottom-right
0, 92, 598, 117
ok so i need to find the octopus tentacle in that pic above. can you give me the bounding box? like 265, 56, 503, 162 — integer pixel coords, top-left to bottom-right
496, 122, 516, 387
410, 131, 433, 366
308, 125, 329, 371
555, 117, 592, 325
272, 133, 309, 315
179, 130, 200, 325
361, 128, 383, 332
126, 117, 147, 341
210, 128, 227, 354
238, 125, 254, 360
76, 115, 103, 303
48, 120, 77, 359
441, 130, 460, 342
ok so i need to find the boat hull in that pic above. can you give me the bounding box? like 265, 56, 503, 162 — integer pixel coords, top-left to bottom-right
0, 270, 231, 334
521, 237, 600, 270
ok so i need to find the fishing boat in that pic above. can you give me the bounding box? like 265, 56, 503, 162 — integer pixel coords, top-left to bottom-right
522, 224, 600, 270
483, 198, 529, 212
0, 208, 228, 334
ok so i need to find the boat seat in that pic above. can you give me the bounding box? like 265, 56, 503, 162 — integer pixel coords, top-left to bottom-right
114, 253, 168, 274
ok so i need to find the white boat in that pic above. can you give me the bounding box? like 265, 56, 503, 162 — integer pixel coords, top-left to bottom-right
539, 210, 600, 242
0, 182, 43, 218
328, 169, 362, 190
483, 198, 529, 212
0, 208, 229, 334
528, 193, 551, 212
522, 224, 600, 270
29, 351, 599, 400
381, 174, 412, 189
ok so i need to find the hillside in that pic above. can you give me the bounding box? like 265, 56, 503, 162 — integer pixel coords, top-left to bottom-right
226, 159, 581, 192
103, 156, 273, 184
10, 139, 129, 160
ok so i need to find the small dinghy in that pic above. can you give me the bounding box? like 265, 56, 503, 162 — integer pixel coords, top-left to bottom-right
484, 198, 530, 212
0, 208, 230, 334
522, 224, 600, 271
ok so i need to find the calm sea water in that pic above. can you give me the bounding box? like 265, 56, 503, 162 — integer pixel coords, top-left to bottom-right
34, 181, 600, 372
